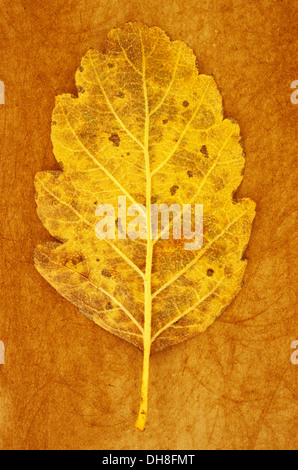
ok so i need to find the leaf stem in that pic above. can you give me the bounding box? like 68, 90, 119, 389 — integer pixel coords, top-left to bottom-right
135, 237, 152, 431
135, 262, 152, 430
135, 234, 153, 431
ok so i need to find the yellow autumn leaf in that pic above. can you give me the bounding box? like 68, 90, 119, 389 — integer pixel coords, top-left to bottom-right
34, 22, 255, 431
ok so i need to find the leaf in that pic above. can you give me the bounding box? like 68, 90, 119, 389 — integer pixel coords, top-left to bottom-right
34, 22, 256, 431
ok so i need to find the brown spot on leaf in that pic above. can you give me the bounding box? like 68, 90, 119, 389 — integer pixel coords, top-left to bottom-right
200, 145, 209, 157
117, 91, 125, 98
163, 119, 168, 124
187, 170, 193, 177
109, 134, 120, 147
101, 268, 112, 278
183, 100, 189, 107
207, 268, 214, 277
170, 185, 179, 195
70, 254, 85, 266
105, 301, 113, 310
115, 217, 124, 234
107, 63, 114, 68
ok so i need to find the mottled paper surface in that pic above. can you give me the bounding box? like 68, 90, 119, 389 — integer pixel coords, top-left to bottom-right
0, 0, 297, 450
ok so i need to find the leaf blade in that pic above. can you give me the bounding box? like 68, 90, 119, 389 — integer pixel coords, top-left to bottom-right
34, 22, 256, 430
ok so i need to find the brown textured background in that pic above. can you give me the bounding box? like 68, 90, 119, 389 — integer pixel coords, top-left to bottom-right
0, 0, 297, 450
